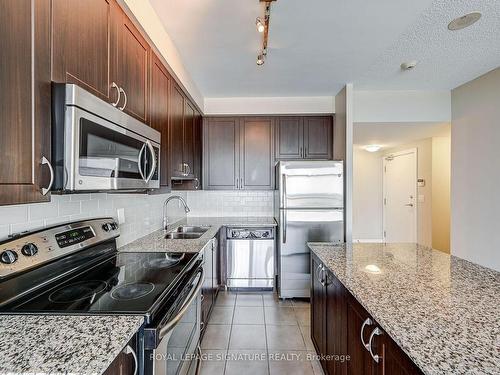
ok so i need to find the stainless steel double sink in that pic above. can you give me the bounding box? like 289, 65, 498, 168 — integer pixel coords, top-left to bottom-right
165, 225, 211, 239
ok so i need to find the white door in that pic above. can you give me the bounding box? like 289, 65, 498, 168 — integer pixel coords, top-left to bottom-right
383, 149, 417, 242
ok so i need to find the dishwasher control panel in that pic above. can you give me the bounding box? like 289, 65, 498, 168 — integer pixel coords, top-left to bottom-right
226, 228, 274, 240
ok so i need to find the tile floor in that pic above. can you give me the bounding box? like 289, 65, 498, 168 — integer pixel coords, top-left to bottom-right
199, 291, 324, 375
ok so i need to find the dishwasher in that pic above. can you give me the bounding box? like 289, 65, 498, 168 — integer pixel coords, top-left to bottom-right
226, 227, 275, 290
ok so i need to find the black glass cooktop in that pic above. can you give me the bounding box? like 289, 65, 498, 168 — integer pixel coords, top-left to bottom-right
6, 251, 198, 315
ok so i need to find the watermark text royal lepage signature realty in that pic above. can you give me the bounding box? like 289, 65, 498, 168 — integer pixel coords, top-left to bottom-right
151, 352, 350, 362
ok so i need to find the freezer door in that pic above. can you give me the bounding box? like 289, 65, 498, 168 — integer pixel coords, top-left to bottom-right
278, 161, 344, 209
278, 209, 343, 298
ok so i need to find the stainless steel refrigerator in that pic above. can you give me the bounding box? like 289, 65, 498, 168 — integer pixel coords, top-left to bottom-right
275, 160, 344, 299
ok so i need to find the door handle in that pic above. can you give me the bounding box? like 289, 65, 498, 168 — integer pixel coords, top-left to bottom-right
118, 87, 127, 110
144, 140, 156, 183
111, 82, 121, 107
137, 143, 147, 181
360, 318, 373, 350
40, 156, 54, 195
123, 344, 138, 375
404, 203, 414, 207
368, 327, 383, 363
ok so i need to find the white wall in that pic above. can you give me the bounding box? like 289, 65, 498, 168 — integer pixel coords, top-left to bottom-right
0, 192, 187, 248
451, 67, 500, 271
204, 96, 335, 115
353, 148, 383, 241
354, 90, 451, 123
120, 0, 204, 109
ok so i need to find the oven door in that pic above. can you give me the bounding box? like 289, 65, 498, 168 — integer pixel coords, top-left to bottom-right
146, 268, 203, 375
63, 106, 160, 191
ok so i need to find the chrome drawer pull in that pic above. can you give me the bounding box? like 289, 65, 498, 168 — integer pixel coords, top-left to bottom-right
40, 156, 54, 195
123, 344, 138, 375
360, 318, 373, 350
111, 82, 121, 107
368, 327, 383, 363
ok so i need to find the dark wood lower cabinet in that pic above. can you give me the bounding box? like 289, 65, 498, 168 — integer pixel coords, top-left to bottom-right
103, 335, 138, 375
201, 238, 220, 339
311, 254, 423, 375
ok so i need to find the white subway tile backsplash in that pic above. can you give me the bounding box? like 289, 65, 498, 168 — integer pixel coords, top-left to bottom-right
58, 201, 81, 216
0, 205, 29, 225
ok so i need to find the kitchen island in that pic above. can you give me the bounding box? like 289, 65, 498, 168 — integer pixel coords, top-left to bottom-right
0, 315, 143, 374
308, 242, 500, 375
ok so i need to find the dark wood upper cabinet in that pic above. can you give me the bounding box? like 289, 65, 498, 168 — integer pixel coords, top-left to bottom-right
193, 110, 203, 189
275, 115, 334, 161
240, 117, 274, 190
275, 117, 304, 159
51, 0, 111, 101
169, 84, 185, 178
149, 53, 171, 187
111, 2, 149, 123
303, 116, 333, 159
0, 0, 51, 206
203, 118, 240, 190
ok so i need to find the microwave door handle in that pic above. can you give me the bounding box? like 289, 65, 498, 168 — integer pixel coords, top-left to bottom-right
158, 268, 204, 339
137, 143, 147, 181
145, 140, 157, 183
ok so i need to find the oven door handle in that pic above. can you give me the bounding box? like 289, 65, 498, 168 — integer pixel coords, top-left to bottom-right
158, 268, 204, 340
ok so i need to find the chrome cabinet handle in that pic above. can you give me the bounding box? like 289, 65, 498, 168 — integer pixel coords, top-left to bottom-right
186, 163, 191, 175
137, 143, 147, 181
194, 178, 200, 189
368, 327, 383, 363
316, 264, 323, 284
320, 266, 328, 286
144, 140, 156, 183
118, 87, 127, 110
300, 147, 303, 158
123, 344, 138, 375
40, 156, 54, 195
304, 147, 307, 157
360, 318, 373, 350
111, 82, 121, 107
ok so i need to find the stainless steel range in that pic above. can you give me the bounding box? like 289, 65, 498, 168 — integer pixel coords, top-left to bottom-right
0, 218, 203, 375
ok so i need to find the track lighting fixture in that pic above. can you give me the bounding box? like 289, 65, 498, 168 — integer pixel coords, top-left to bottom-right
256, 17, 265, 33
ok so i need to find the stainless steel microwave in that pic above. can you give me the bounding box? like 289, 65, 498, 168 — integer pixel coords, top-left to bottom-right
51, 84, 160, 192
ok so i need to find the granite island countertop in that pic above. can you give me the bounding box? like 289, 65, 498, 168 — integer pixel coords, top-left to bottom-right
119, 216, 277, 253
308, 242, 500, 375
0, 314, 144, 375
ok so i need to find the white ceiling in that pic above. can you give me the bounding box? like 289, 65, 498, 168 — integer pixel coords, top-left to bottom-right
149, 0, 500, 97
354, 122, 451, 149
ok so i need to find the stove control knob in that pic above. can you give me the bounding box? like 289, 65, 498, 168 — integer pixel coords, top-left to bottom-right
102, 223, 110, 232
21, 243, 38, 257
1, 250, 18, 264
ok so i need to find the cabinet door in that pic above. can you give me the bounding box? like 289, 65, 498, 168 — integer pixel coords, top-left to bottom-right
275, 117, 304, 159
149, 53, 171, 187
240, 117, 274, 190
311, 257, 326, 361
51, 0, 112, 101
0, 0, 51, 206
183, 100, 196, 176
112, 4, 149, 123
326, 271, 348, 375
170, 84, 185, 178
203, 118, 239, 190
193, 110, 203, 190
303, 116, 333, 159
381, 335, 423, 375
346, 295, 380, 375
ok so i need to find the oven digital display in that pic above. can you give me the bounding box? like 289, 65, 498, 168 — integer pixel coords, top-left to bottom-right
55, 227, 95, 248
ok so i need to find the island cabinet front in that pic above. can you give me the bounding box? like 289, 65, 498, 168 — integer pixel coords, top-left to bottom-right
311, 253, 423, 375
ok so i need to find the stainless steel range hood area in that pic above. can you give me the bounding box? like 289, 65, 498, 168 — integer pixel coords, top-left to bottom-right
51, 84, 161, 193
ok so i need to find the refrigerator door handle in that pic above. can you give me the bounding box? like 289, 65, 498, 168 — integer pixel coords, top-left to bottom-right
283, 209, 287, 244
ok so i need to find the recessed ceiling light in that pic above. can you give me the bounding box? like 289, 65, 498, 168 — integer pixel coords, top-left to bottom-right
401, 61, 418, 71
364, 145, 382, 152
448, 12, 481, 31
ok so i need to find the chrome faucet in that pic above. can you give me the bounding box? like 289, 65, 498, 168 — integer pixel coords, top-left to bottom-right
163, 195, 190, 229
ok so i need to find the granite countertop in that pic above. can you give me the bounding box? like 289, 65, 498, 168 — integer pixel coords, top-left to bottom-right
308, 242, 500, 375
0, 314, 144, 375
119, 216, 277, 253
